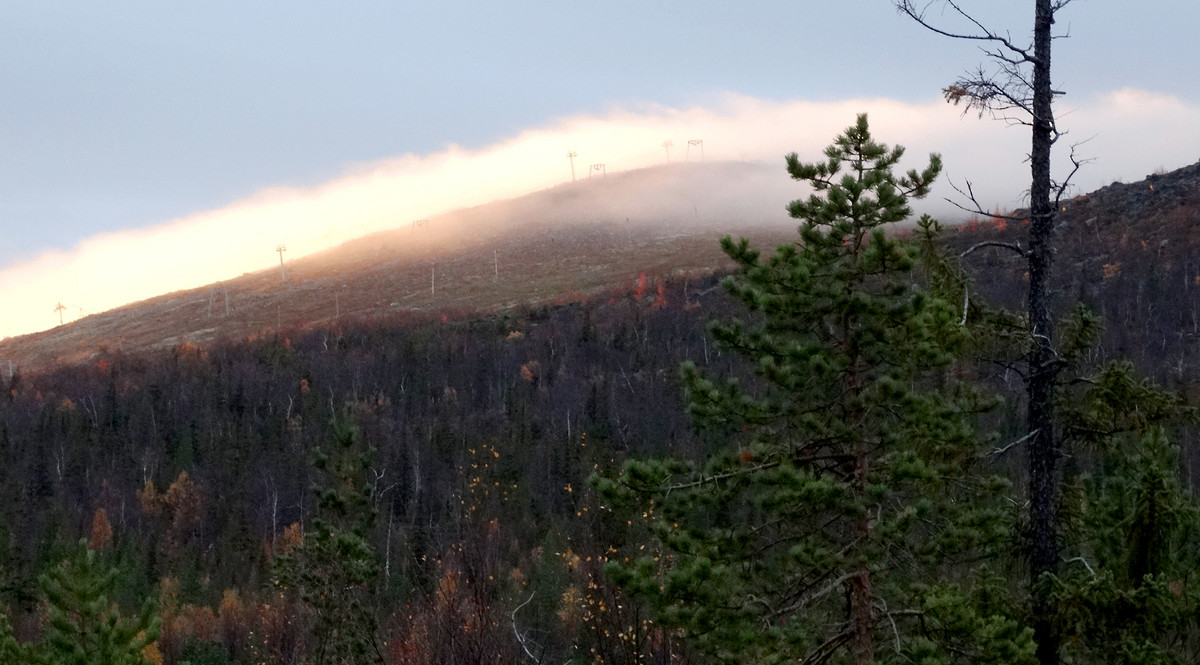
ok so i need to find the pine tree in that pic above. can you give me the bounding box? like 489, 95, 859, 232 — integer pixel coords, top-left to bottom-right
0, 612, 28, 663
37, 540, 160, 665
1056, 362, 1200, 664
274, 418, 383, 665
595, 115, 1032, 665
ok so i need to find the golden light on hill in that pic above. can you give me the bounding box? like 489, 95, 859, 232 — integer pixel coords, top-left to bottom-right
2, 90, 1197, 340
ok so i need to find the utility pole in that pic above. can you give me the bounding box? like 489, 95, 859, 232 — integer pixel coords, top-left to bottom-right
276, 244, 287, 282
567, 151, 578, 181
589, 163, 606, 178
53, 301, 66, 325
208, 285, 230, 318
687, 139, 704, 162
662, 140, 674, 163
494, 250, 499, 283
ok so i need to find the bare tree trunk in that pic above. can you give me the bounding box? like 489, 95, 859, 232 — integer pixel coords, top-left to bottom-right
1027, 4, 1061, 665
896, 1, 1068, 661
851, 568, 873, 665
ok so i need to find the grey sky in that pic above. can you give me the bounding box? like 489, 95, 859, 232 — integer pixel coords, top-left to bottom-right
1, 0, 1198, 267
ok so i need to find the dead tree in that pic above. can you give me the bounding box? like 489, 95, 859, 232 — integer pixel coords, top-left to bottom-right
895, 3, 1079, 665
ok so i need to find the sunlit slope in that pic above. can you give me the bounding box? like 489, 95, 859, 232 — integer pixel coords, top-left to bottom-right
0, 162, 800, 372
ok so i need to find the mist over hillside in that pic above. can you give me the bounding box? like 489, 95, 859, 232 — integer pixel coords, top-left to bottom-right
3, 157, 1198, 377
320, 160, 799, 261
0, 161, 803, 372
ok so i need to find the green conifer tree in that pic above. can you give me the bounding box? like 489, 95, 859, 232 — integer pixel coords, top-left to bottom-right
274, 418, 383, 665
0, 612, 28, 663
595, 115, 1032, 665
1056, 362, 1200, 664
37, 540, 159, 665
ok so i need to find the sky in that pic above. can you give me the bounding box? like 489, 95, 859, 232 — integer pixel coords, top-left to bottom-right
2, 1, 1200, 339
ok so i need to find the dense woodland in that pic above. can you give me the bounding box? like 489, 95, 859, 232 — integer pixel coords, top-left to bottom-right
2, 140, 1200, 664
0, 268, 746, 664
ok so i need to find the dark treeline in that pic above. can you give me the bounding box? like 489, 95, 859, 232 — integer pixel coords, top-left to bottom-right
0, 273, 739, 663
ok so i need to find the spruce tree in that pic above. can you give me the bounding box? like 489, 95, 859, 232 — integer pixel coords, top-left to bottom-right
595, 115, 1031, 665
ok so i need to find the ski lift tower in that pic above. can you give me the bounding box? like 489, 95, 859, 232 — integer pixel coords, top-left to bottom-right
276, 244, 287, 282
567, 151, 578, 181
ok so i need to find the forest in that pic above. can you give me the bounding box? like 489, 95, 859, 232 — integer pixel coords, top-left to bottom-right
1, 109, 1200, 665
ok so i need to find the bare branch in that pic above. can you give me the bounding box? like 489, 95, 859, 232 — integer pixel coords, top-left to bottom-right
648, 460, 782, 495
801, 629, 854, 665
1064, 555, 1097, 579
1052, 140, 1095, 208
874, 597, 903, 654
943, 179, 1026, 221
980, 354, 1030, 381
985, 429, 1040, 458
960, 241, 1028, 259
767, 572, 856, 620
896, 0, 1037, 63
944, 63, 1035, 119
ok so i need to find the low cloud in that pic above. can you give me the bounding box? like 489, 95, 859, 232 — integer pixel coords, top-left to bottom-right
2, 90, 1196, 339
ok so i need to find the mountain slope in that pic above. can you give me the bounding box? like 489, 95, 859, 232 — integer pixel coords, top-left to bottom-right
0, 162, 799, 372
947, 162, 1200, 386
3, 159, 1199, 377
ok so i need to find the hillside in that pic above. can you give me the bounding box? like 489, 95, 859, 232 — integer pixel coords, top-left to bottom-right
947, 162, 1200, 387
0, 161, 799, 373
2, 159, 1198, 383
